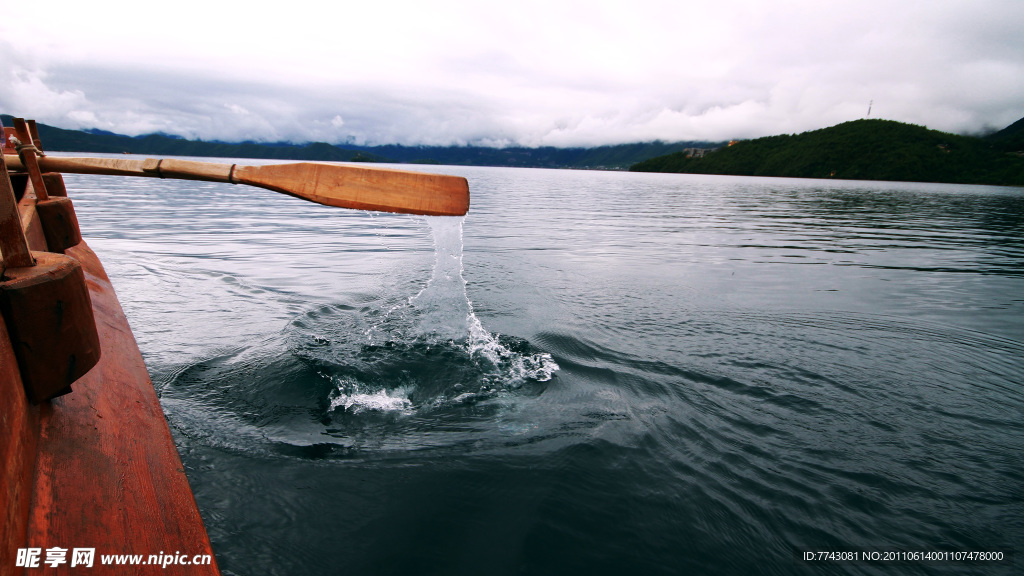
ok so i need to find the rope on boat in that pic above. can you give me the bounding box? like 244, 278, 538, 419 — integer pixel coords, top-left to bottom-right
9, 136, 45, 159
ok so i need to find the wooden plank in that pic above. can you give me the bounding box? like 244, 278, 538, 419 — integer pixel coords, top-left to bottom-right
0, 157, 33, 269
0, 315, 40, 576
10, 119, 48, 203
25, 242, 219, 575
26, 121, 43, 153
1, 188, 42, 576
18, 192, 48, 253
0, 251, 101, 403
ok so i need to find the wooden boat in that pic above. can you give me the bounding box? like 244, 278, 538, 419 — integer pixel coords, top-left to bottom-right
1, 118, 468, 574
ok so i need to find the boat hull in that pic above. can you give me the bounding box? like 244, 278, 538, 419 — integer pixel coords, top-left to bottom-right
2, 183, 218, 574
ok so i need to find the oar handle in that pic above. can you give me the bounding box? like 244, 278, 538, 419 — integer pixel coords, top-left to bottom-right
3, 155, 237, 182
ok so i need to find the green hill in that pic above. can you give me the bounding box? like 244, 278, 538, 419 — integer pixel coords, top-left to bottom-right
630, 119, 1024, 187
986, 116, 1024, 152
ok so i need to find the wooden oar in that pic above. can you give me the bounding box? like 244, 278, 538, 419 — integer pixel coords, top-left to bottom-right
2, 155, 469, 216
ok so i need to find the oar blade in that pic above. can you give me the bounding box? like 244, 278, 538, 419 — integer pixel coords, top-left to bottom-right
233, 162, 469, 216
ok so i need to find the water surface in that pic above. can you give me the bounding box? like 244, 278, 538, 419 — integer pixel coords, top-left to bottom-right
66, 160, 1024, 575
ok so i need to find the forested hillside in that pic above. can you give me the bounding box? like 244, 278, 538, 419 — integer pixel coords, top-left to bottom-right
631, 119, 1024, 186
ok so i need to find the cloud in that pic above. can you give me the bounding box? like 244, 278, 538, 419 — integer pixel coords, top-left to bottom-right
0, 45, 90, 123
2, 1, 1022, 146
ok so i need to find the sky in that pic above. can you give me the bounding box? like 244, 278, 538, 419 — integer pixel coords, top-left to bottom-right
2, 0, 1023, 147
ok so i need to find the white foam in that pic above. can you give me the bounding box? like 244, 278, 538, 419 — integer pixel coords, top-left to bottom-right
326, 375, 412, 414
468, 313, 559, 383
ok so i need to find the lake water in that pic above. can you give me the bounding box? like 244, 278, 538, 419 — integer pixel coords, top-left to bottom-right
64, 160, 1023, 575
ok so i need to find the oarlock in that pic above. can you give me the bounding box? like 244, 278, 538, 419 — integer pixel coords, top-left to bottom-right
0, 118, 99, 403
7, 118, 83, 253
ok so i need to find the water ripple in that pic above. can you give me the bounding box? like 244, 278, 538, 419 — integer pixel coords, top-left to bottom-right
64, 161, 1024, 575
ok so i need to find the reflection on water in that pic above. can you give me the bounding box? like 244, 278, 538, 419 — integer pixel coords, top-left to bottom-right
66, 160, 1024, 576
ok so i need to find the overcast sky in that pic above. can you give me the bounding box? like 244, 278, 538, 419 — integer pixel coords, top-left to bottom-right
2, 0, 1022, 147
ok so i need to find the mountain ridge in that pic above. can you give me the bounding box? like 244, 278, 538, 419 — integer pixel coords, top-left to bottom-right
0, 115, 717, 171
630, 118, 1024, 187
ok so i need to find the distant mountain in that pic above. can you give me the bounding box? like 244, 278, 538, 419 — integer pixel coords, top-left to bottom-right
0, 115, 715, 171
83, 128, 124, 137
986, 116, 1024, 152
630, 118, 1024, 187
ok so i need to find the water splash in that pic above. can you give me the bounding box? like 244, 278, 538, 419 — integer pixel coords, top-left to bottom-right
413, 216, 559, 381
408, 217, 472, 341
326, 375, 413, 414
327, 216, 558, 415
